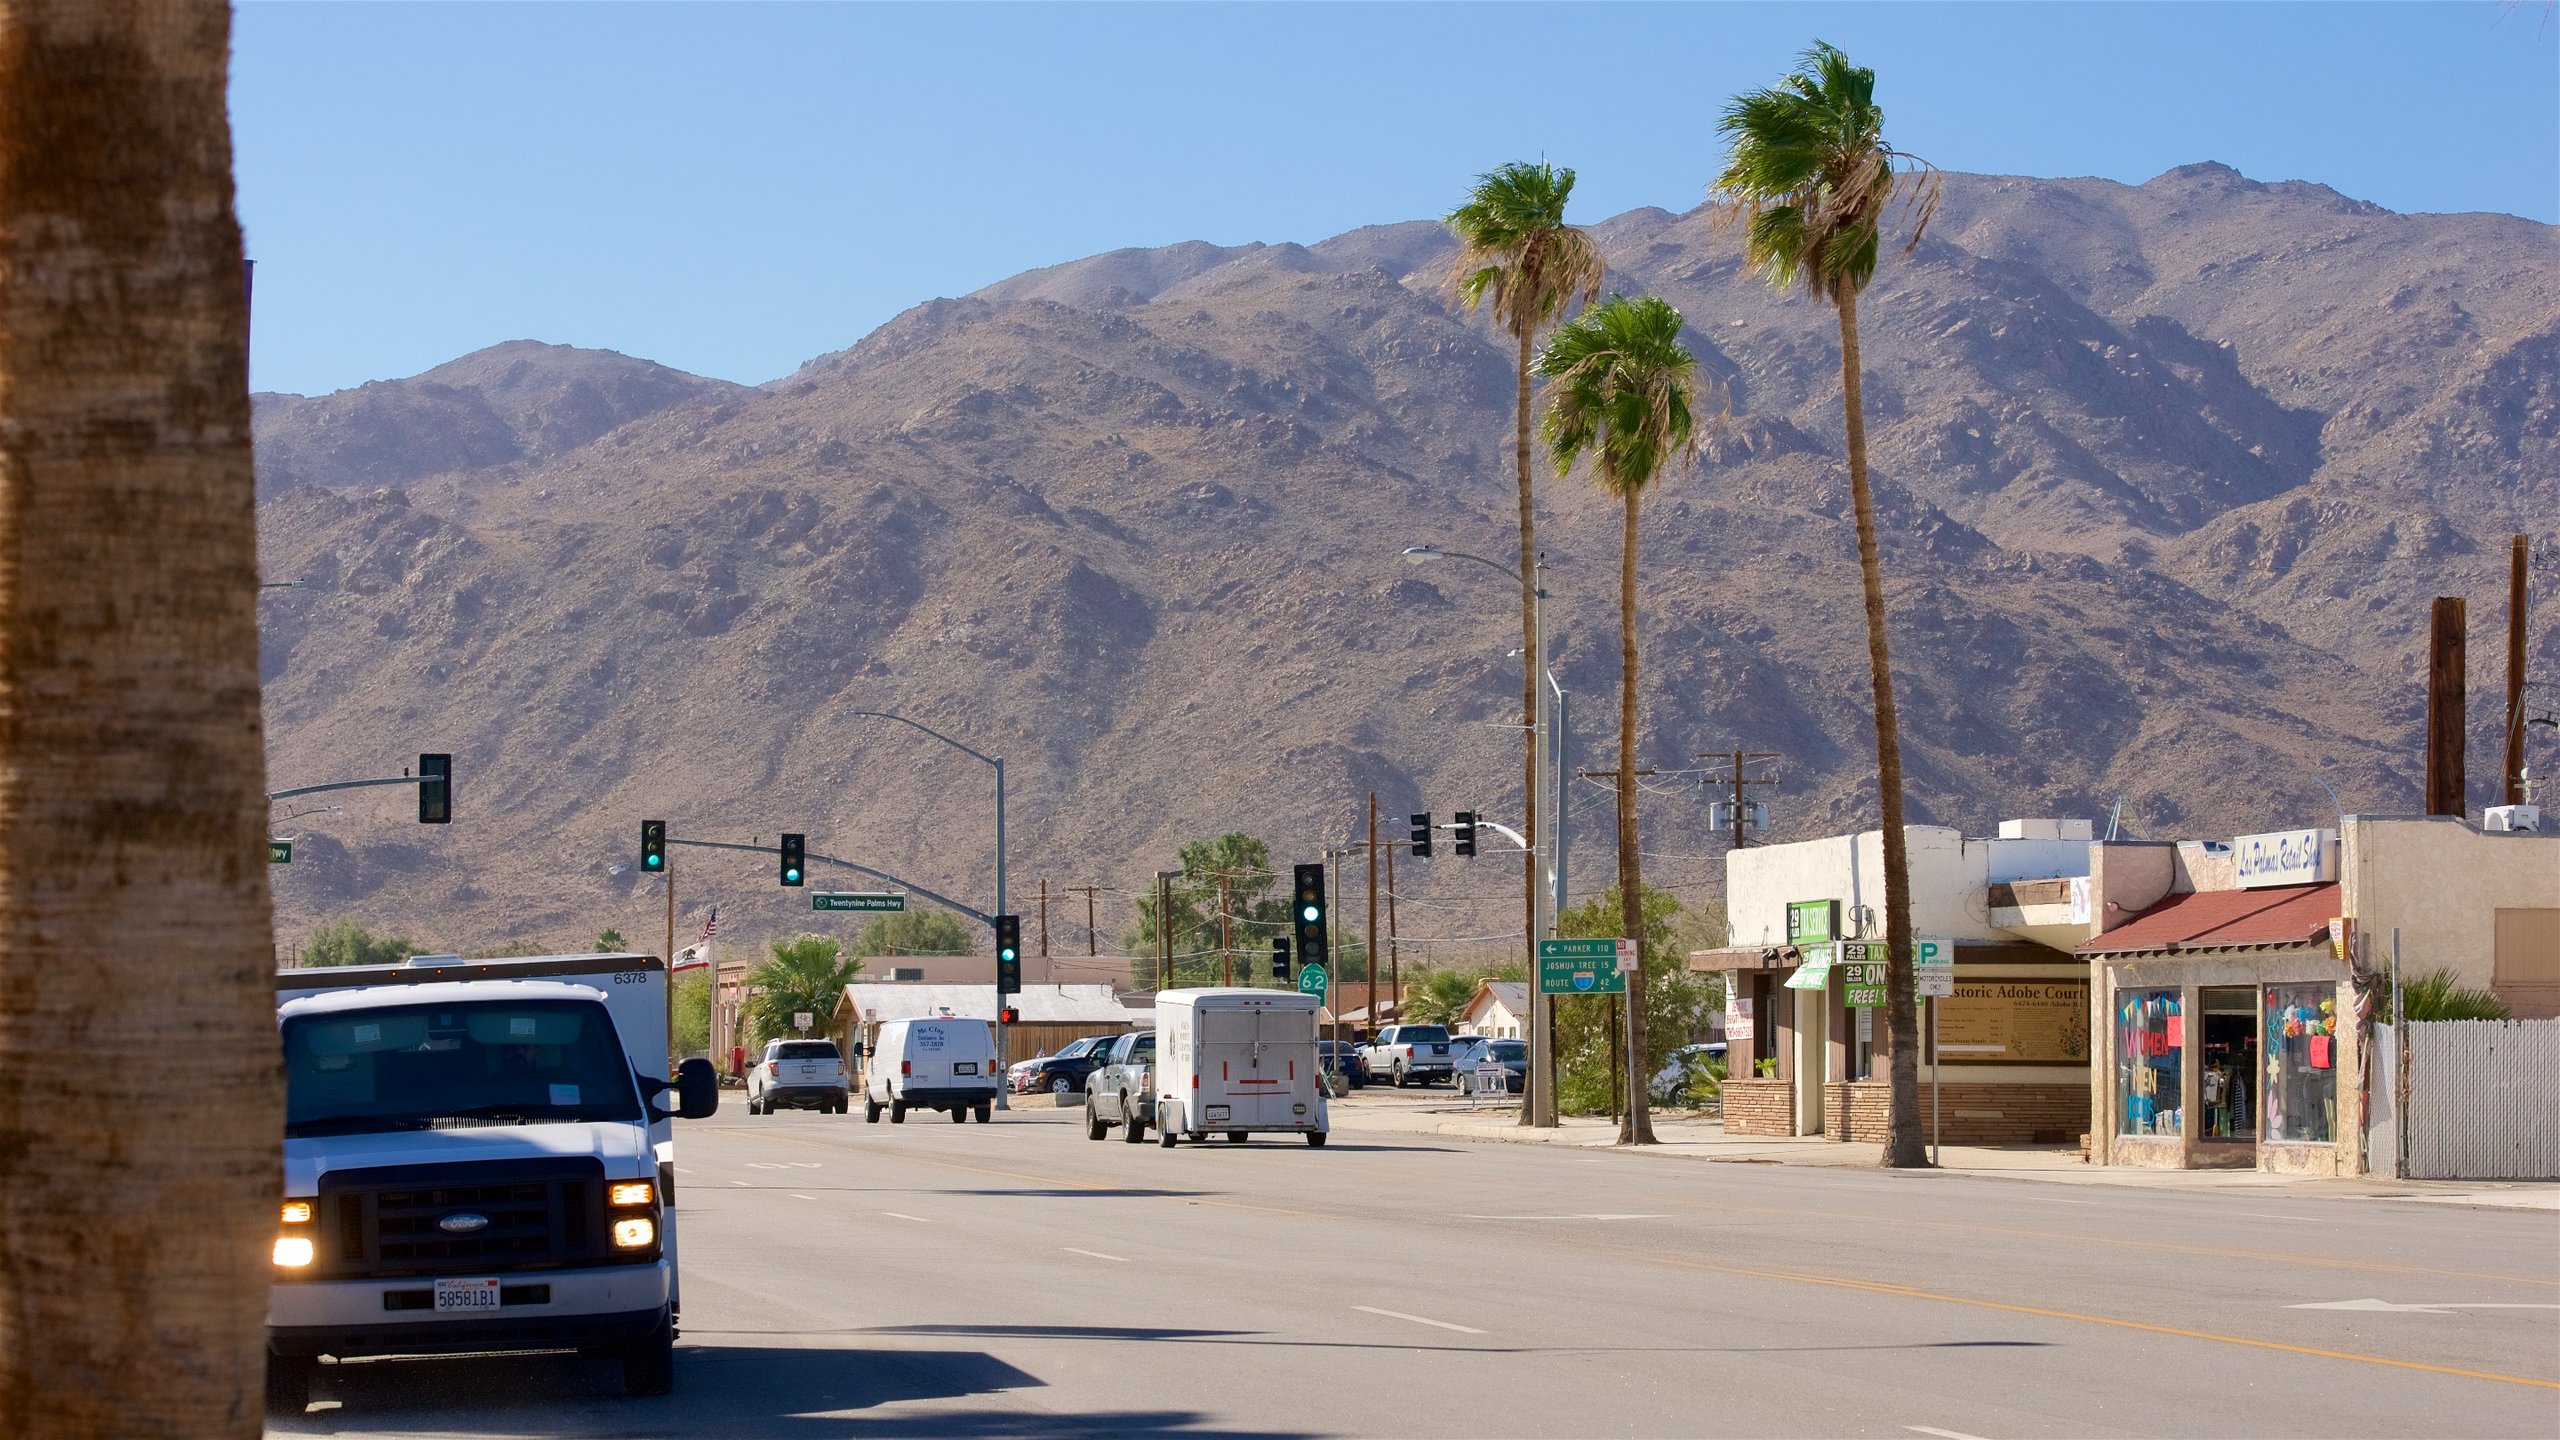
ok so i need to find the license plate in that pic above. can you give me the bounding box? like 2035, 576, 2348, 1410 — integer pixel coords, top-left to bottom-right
1205, 1105, 1231, 1121
953, 1062, 976, 1075
433, 1278, 502, 1313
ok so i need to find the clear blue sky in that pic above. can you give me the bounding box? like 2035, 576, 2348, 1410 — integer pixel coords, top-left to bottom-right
232, 2, 2558, 396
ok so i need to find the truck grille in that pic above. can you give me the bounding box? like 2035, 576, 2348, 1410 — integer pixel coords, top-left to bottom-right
316, 1157, 610, 1279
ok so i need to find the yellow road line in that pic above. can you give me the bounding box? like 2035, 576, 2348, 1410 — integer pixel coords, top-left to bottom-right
1654, 1256, 2560, 1391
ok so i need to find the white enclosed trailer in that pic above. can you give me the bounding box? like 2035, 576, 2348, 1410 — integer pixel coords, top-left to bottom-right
1152, 988, 1328, 1147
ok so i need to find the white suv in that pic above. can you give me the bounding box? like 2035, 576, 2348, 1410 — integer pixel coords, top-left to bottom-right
747, 1039, 848, 1115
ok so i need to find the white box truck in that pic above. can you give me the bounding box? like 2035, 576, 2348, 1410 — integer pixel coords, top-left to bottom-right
267, 953, 718, 1411
1150, 988, 1328, 1147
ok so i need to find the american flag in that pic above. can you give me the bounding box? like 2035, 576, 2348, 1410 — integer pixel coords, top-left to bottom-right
698, 907, 719, 944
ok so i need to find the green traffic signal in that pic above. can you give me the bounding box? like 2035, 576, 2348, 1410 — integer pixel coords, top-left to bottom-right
640, 820, 666, 872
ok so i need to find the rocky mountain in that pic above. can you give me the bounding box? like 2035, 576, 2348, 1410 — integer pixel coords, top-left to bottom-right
251, 165, 2558, 965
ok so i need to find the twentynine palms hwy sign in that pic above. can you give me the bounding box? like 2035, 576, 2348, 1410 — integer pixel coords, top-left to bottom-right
813, 892, 906, 912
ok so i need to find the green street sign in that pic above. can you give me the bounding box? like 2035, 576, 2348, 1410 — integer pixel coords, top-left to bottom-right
1297, 963, 1329, 1000
813, 891, 906, 913
268, 839, 292, 865
1537, 938, 1629, 996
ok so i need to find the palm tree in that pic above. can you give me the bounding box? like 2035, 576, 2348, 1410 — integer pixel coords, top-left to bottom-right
0, 5, 280, 1431
1446, 162, 1602, 1122
746, 933, 866, 1045
1715, 40, 1941, 1168
1537, 295, 1700, 1146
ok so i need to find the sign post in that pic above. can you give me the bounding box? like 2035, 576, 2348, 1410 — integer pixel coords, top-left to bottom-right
813, 892, 907, 913
1537, 938, 1628, 996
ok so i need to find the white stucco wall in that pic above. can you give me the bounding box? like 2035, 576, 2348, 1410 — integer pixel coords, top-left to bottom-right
2344, 815, 2560, 990
1729, 825, 2095, 947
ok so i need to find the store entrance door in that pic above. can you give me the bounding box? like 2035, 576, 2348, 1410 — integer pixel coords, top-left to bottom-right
2197, 985, 2257, 1167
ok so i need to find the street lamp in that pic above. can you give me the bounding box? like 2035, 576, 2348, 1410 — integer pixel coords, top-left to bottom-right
1400, 543, 1565, 1128
847, 708, 1008, 1110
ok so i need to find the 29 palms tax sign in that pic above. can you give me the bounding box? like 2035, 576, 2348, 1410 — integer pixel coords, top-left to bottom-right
1537, 938, 1631, 995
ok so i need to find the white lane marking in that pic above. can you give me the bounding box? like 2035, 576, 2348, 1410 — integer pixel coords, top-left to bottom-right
2289, 1298, 2560, 1314
730, 1180, 751, 1187
1907, 1427, 1991, 1440
2226, 1210, 2334, 1223
1353, 1305, 1485, 1335
1454, 1204, 1669, 1214
1063, 1247, 1129, 1263
881, 1211, 932, 1223
791, 1194, 816, 1201
672, 1166, 694, 1175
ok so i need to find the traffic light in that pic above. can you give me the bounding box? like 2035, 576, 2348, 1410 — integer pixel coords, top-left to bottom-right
778, 833, 805, 887
994, 915, 1021, 996
1270, 936, 1290, 981
417, 754, 452, 824
640, 820, 666, 874
1409, 812, 1432, 858
1453, 811, 1478, 857
1292, 863, 1328, 966
999, 1005, 1020, 1025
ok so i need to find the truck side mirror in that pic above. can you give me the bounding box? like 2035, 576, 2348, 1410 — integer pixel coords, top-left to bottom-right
673, 1056, 719, 1119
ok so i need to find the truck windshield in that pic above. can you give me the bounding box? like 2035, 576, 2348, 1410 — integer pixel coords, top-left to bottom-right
282, 1000, 645, 1137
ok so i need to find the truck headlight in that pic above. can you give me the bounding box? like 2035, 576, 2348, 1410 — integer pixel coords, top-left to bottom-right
273, 1236, 316, 1268
608, 1181, 654, 1208
612, 1217, 656, 1249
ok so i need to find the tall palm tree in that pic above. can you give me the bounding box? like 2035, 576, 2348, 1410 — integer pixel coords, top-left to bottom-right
1537, 295, 1699, 1146
1715, 40, 1940, 1168
746, 933, 867, 1045
0, 4, 281, 1431
1446, 162, 1602, 1124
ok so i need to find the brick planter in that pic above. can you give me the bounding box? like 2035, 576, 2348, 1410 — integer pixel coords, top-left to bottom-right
1822, 1080, 2087, 1144
1722, 1077, 1794, 1136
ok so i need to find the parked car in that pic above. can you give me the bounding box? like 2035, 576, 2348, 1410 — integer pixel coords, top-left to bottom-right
1452, 1036, 1528, 1095
1361, 1023, 1456, 1087
1651, 1042, 1728, 1107
1316, 1039, 1369, 1088
1010, 1035, 1116, 1096
863, 1016, 1000, 1124
1083, 1030, 1158, 1142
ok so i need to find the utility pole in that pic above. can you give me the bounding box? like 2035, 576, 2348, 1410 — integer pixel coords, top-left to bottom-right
1155, 869, 1181, 993
1366, 793, 1380, 1039
1218, 873, 1234, 987
1069, 884, 1100, 957
2507, 535, 2530, 806
663, 869, 676, 1069
1384, 834, 1401, 1013
1701, 750, 1782, 851
1037, 877, 1051, 962
2427, 597, 2467, 816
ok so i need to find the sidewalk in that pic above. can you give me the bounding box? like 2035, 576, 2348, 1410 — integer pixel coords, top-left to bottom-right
1324, 1094, 2560, 1210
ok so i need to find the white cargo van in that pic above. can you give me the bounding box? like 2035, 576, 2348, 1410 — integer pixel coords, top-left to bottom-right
863, 1015, 1000, 1123
1151, 989, 1328, 1147
268, 953, 717, 1411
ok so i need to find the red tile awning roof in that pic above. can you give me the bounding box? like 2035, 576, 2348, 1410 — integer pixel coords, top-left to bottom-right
2077, 883, 2339, 956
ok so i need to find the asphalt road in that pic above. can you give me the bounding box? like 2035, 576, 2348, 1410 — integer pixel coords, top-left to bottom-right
271, 1099, 2560, 1438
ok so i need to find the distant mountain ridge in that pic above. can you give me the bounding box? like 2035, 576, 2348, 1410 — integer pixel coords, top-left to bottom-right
251, 164, 2557, 959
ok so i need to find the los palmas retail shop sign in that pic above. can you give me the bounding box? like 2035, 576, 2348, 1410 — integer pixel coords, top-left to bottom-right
2232, 828, 2337, 889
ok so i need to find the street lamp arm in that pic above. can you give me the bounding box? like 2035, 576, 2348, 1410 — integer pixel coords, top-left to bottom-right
845, 709, 999, 769
1402, 545, 1539, 600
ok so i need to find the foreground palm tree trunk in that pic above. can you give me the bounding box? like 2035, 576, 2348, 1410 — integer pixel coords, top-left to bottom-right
1834, 289, 1925, 1167
1616, 487, 1655, 1145
0, 6, 282, 1432
1513, 331, 1544, 1126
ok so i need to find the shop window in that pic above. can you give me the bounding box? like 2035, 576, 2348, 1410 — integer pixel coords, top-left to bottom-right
2262, 984, 2337, 1144
2115, 989, 2181, 1136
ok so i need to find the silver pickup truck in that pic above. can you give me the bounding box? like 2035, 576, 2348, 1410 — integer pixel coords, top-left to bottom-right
1361, 1023, 1456, 1087
1081, 1030, 1157, 1143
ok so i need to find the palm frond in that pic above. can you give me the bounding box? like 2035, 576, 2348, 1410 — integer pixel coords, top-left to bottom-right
1534, 294, 1700, 498
1710, 38, 1935, 303
1445, 158, 1603, 339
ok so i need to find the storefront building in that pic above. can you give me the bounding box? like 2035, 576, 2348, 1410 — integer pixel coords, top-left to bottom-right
2082, 829, 2362, 1175
1700, 820, 2096, 1145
